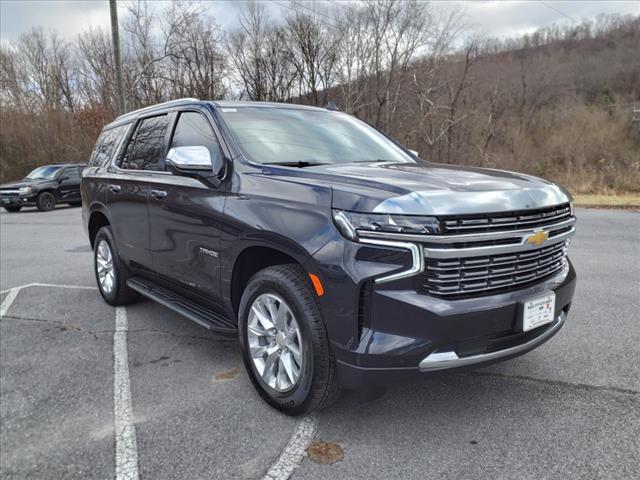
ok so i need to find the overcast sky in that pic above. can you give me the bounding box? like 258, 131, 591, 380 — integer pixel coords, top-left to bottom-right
1, 0, 639, 43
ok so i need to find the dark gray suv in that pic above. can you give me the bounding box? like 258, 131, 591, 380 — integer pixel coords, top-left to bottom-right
82, 99, 577, 414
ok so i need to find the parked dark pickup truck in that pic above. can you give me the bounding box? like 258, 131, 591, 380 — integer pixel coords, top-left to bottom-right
82, 99, 577, 414
1, 164, 84, 212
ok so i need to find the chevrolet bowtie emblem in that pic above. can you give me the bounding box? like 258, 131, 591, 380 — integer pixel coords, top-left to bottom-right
525, 230, 549, 246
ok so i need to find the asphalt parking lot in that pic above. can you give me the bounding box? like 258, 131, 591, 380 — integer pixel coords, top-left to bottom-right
1, 205, 639, 480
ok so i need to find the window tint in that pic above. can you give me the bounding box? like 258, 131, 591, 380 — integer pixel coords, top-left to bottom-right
170, 112, 222, 164
121, 115, 170, 171
62, 166, 81, 180
89, 124, 129, 167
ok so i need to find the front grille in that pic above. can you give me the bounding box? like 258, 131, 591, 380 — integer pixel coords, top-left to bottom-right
440, 203, 571, 234
416, 240, 569, 298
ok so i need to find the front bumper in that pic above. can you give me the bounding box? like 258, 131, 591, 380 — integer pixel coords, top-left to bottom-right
332, 261, 576, 388
0, 194, 36, 206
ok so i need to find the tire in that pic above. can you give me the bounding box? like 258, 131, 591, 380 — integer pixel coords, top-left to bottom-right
93, 226, 139, 306
3, 205, 22, 212
68, 201, 82, 207
36, 191, 56, 211
238, 264, 339, 414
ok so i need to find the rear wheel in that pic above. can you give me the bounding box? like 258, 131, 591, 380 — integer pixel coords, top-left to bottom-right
94, 226, 139, 306
238, 265, 339, 414
36, 191, 55, 211
3, 205, 22, 212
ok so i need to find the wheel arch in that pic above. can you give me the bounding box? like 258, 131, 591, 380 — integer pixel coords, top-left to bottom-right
229, 243, 310, 318
88, 208, 111, 248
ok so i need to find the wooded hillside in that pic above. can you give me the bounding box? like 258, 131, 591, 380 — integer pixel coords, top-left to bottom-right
1, 1, 638, 193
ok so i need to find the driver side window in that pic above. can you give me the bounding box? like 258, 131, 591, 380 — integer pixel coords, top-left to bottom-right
170, 111, 222, 168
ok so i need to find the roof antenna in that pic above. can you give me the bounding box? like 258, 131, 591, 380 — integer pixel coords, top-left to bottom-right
325, 101, 339, 111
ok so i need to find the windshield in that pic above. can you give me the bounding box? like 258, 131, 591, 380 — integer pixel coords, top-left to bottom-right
26, 166, 62, 180
219, 107, 416, 165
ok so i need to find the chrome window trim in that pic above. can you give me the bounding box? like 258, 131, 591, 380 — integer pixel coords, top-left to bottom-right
359, 238, 424, 284
418, 311, 567, 371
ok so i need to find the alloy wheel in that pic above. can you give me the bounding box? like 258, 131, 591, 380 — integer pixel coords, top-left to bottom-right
246, 293, 303, 392
96, 240, 115, 295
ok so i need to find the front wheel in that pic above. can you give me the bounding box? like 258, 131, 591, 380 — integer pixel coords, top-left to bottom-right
238, 265, 339, 414
93, 226, 139, 306
36, 191, 55, 211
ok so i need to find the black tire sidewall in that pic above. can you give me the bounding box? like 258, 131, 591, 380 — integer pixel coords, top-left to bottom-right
36, 192, 55, 211
238, 268, 327, 413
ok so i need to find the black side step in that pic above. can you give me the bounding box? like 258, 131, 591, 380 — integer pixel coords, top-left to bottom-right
127, 277, 237, 335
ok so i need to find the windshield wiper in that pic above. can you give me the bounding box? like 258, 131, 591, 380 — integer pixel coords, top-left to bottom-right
264, 161, 330, 168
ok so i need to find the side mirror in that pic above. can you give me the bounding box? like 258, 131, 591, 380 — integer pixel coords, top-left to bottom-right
166, 146, 224, 187
167, 146, 212, 171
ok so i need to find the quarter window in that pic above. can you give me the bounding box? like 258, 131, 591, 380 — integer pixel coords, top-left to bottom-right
89, 124, 129, 167
120, 115, 170, 171
170, 112, 222, 165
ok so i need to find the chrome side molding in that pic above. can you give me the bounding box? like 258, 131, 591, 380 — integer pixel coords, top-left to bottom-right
418, 311, 567, 371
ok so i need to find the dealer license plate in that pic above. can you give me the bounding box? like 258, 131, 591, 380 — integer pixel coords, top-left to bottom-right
522, 293, 555, 332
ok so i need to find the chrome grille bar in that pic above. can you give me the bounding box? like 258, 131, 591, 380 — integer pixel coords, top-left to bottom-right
441, 204, 572, 234
418, 240, 569, 297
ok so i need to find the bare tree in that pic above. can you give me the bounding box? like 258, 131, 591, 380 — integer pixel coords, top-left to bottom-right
227, 2, 295, 101
164, 2, 228, 99
282, 1, 338, 105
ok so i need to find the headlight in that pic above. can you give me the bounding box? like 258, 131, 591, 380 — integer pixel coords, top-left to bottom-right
18, 186, 33, 195
332, 209, 440, 240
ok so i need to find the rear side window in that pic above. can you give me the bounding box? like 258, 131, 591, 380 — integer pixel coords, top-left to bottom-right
170, 111, 222, 164
120, 115, 170, 171
62, 166, 81, 180
89, 124, 129, 167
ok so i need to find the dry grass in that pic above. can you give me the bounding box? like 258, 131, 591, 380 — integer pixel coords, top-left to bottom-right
572, 194, 640, 209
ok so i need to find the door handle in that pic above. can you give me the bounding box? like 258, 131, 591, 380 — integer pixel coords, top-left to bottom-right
150, 190, 167, 199
108, 184, 122, 193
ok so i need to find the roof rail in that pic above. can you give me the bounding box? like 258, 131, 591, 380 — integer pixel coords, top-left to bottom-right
119, 98, 200, 119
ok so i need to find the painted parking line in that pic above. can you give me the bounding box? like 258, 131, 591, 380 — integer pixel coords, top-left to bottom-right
262, 413, 318, 480
1, 284, 138, 479
2, 283, 317, 480
0, 282, 97, 296
114, 306, 139, 480
0, 287, 20, 317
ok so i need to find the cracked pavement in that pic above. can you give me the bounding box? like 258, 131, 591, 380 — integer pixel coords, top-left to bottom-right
1, 206, 639, 479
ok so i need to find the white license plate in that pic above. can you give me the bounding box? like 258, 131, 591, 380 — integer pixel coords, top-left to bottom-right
522, 293, 556, 332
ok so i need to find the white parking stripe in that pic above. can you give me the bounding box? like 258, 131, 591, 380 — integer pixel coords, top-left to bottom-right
1, 283, 97, 295
262, 413, 318, 480
0, 287, 21, 317
114, 307, 139, 480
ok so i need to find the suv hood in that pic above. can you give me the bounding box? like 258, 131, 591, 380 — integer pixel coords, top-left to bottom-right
0, 178, 50, 189
286, 162, 571, 215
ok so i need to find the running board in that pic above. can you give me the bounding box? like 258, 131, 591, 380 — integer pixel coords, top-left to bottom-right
127, 277, 237, 335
